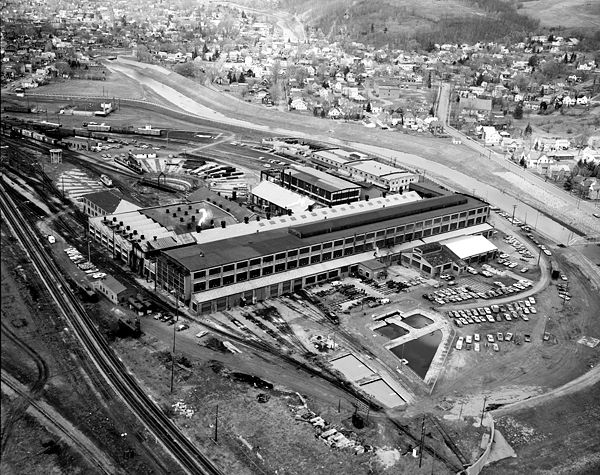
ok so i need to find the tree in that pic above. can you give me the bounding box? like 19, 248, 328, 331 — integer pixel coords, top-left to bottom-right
427, 72, 432, 89
136, 44, 152, 63
513, 103, 523, 120
528, 55, 539, 67
365, 102, 372, 113
519, 157, 527, 168
524, 123, 532, 135
514, 74, 529, 92
564, 175, 573, 191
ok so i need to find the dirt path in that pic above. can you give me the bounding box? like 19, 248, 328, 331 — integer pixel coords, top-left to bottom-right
492, 365, 600, 416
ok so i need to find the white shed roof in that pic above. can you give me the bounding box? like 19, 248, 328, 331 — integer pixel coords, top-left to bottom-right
251, 180, 314, 213
442, 234, 497, 260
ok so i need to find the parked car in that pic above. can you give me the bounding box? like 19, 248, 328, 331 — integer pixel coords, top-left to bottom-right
493, 343, 500, 352
524, 334, 531, 343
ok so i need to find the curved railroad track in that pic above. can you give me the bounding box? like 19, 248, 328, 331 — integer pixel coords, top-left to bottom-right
0, 180, 224, 475
1, 371, 118, 474
0, 319, 50, 455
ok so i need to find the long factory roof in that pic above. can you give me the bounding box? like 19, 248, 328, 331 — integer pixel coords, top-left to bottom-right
163, 194, 488, 272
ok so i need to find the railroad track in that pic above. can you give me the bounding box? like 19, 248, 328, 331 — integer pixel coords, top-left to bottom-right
0, 320, 50, 455
0, 181, 224, 475
1, 372, 117, 475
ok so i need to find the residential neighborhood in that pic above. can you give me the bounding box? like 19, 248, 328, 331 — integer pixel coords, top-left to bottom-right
1, 1, 600, 475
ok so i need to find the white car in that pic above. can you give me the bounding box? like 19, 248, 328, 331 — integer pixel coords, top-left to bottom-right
47, 235, 56, 244
456, 337, 464, 350
91, 272, 106, 279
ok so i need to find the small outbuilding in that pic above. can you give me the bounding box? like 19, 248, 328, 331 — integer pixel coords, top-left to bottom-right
441, 234, 498, 264
93, 275, 135, 304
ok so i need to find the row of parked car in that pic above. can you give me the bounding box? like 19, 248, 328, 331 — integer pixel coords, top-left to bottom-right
152, 312, 189, 331
427, 279, 533, 305
64, 247, 106, 280
449, 296, 537, 327
456, 331, 532, 352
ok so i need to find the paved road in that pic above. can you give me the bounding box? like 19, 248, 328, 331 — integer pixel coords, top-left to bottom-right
438, 216, 551, 312
437, 83, 600, 238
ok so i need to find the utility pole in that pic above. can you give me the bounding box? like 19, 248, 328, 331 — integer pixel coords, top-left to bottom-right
511, 204, 517, 224
419, 416, 426, 468
214, 404, 219, 442
537, 247, 542, 266
480, 396, 487, 427
169, 293, 179, 393
87, 239, 91, 263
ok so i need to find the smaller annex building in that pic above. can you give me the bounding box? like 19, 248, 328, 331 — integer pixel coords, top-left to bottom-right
402, 233, 497, 276
250, 181, 314, 216
442, 234, 498, 264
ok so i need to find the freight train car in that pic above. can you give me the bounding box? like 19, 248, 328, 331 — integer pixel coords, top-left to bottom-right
3, 105, 32, 114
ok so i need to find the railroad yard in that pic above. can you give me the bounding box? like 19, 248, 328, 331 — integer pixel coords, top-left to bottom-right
2, 65, 600, 475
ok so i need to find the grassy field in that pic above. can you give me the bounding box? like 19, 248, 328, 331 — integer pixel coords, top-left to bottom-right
32, 68, 146, 100
520, 0, 600, 28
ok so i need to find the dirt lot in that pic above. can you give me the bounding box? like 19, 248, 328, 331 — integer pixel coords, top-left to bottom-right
29, 68, 147, 100
111, 329, 466, 474
487, 381, 600, 474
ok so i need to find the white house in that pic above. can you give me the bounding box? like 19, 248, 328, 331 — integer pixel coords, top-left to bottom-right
290, 97, 308, 111
481, 126, 502, 146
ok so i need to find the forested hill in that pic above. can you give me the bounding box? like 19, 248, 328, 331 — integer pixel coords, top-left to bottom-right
277, 0, 540, 49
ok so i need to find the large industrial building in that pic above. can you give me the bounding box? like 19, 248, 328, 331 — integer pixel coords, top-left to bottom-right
155, 191, 492, 314
311, 148, 418, 193
279, 165, 362, 206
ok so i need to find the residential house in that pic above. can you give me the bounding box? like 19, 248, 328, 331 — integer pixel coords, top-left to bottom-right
481, 126, 502, 147
547, 163, 571, 181
290, 97, 308, 111
327, 107, 342, 119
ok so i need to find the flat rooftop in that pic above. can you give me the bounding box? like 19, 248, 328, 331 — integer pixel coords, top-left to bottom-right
251, 181, 314, 212
141, 200, 234, 234
345, 159, 412, 178
442, 234, 497, 260
287, 165, 360, 192
164, 194, 488, 272
192, 192, 422, 246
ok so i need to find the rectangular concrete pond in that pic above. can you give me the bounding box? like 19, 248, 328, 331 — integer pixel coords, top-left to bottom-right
390, 330, 442, 379
375, 323, 409, 340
